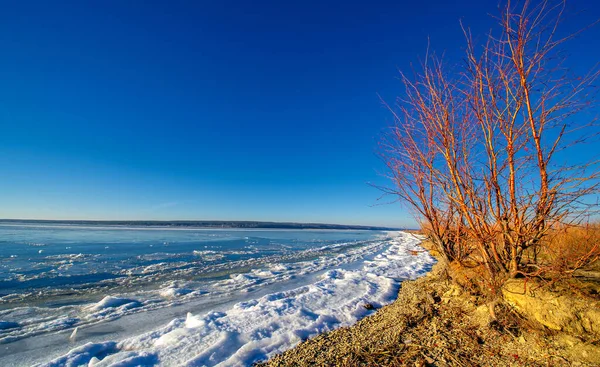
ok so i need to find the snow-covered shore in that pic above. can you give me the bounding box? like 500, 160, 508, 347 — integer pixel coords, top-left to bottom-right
36, 233, 434, 367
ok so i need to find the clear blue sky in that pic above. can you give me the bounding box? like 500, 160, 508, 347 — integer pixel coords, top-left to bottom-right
0, 1, 598, 227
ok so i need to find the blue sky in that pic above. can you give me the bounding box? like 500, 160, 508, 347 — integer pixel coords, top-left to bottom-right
0, 1, 598, 227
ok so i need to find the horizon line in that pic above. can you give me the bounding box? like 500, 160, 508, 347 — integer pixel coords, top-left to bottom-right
0, 218, 406, 230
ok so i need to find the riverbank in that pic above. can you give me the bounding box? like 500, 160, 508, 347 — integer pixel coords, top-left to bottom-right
259, 244, 600, 366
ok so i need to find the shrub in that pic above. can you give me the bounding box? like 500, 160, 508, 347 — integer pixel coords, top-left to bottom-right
381, 0, 599, 295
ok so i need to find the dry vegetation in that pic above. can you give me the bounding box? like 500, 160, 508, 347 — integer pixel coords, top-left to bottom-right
380, 0, 600, 295
535, 223, 600, 277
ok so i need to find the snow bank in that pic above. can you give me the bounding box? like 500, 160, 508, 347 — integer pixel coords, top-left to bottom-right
38, 233, 434, 367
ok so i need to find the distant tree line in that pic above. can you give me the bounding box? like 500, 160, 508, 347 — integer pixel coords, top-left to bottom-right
0, 219, 396, 231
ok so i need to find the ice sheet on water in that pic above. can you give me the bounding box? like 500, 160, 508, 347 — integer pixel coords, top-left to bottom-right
2, 233, 392, 349
0, 321, 19, 330
38, 233, 435, 367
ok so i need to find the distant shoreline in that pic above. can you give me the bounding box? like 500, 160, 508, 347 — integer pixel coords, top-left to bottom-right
0, 219, 402, 231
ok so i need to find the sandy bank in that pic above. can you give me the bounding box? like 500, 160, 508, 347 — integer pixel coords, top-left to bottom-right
259, 250, 600, 366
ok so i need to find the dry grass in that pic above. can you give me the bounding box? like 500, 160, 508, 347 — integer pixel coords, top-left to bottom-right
538, 223, 600, 275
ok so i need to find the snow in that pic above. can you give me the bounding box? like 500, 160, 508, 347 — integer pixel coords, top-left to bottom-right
1, 236, 390, 349
39, 342, 118, 367
88, 297, 142, 312
70, 327, 79, 341
36, 233, 434, 367
159, 287, 193, 298
0, 313, 78, 344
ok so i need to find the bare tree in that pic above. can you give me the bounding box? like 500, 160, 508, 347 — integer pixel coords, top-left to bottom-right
381, 0, 599, 293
